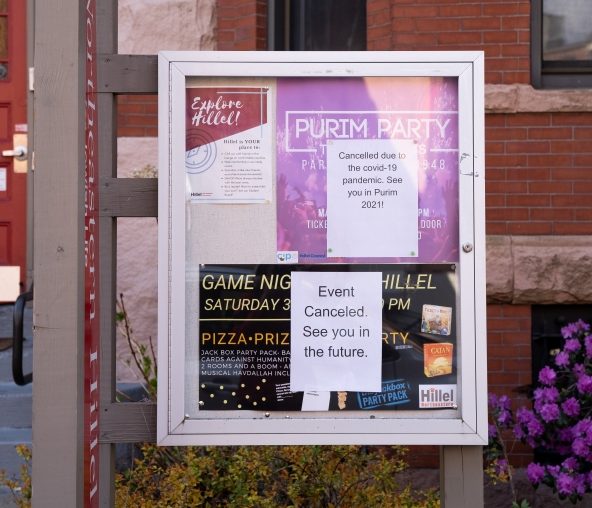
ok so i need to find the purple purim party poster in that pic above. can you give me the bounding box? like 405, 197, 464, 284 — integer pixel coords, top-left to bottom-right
276, 77, 459, 263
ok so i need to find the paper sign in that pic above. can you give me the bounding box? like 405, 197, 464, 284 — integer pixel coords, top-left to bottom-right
290, 271, 382, 392
0, 168, 6, 192
185, 86, 272, 203
326, 139, 419, 258
0, 266, 20, 302
301, 391, 331, 411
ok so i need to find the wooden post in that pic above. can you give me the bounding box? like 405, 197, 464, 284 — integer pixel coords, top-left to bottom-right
440, 446, 484, 508
97, 1, 118, 506
32, 0, 84, 505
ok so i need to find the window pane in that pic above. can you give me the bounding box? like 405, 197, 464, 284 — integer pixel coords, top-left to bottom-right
302, 0, 366, 51
543, 0, 592, 61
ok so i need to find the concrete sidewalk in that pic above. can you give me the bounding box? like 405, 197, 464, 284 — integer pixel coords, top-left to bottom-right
0, 303, 32, 507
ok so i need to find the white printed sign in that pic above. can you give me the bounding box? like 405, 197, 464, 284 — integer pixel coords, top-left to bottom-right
290, 271, 382, 393
0, 266, 20, 302
326, 139, 419, 258
0, 168, 6, 192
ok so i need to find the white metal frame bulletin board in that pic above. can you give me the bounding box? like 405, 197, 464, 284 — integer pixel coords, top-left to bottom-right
158, 51, 486, 446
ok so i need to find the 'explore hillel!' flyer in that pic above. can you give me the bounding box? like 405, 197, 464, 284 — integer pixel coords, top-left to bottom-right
186, 86, 272, 203
276, 76, 459, 263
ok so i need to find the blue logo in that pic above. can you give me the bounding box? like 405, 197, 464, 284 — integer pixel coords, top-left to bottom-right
276, 251, 298, 264
357, 379, 411, 409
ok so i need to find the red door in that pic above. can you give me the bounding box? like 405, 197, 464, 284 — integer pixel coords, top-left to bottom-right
0, 0, 27, 301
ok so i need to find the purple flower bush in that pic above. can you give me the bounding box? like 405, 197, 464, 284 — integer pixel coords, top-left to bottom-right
485, 393, 514, 484
488, 319, 592, 503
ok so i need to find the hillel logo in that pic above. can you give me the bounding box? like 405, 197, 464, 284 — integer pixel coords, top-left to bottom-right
418, 384, 457, 408
276, 251, 298, 264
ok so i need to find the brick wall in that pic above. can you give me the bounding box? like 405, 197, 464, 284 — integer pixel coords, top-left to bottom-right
118, 95, 157, 137
487, 304, 531, 391
217, 0, 267, 50
368, 0, 530, 84
486, 113, 592, 235
487, 304, 533, 465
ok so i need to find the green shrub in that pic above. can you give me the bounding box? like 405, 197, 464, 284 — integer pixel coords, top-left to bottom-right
116, 444, 439, 507
0, 444, 32, 508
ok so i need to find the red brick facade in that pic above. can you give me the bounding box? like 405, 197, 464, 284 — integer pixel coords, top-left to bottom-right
486, 113, 592, 236
487, 304, 531, 390
217, 0, 267, 50
368, 0, 530, 84
118, 95, 157, 137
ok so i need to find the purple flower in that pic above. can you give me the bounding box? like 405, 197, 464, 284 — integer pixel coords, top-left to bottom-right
575, 474, 587, 495
547, 465, 561, 479
564, 338, 581, 353
534, 387, 559, 412
497, 395, 511, 411
585, 336, 592, 358
573, 363, 585, 378
587, 471, 592, 489
539, 366, 557, 386
571, 419, 592, 451
488, 393, 498, 407
547, 387, 560, 401
488, 423, 497, 439
495, 458, 509, 476
562, 322, 578, 338
562, 319, 590, 338
497, 409, 513, 426
516, 407, 536, 425
573, 437, 589, 458
577, 374, 592, 394
572, 418, 592, 437
525, 435, 538, 448
527, 462, 546, 484
527, 417, 544, 438
540, 403, 560, 423
555, 351, 570, 367
514, 424, 525, 440
562, 457, 578, 471
557, 472, 576, 496
562, 397, 581, 418
536, 386, 559, 403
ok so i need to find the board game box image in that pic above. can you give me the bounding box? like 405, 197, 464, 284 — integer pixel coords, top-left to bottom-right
421, 304, 452, 336
423, 342, 454, 377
